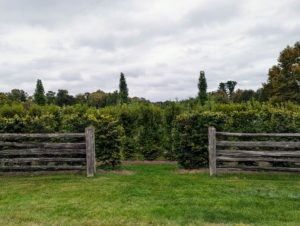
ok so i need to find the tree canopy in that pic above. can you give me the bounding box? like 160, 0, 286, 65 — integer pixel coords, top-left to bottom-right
262, 41, 300, 103
218, 81, 237, 97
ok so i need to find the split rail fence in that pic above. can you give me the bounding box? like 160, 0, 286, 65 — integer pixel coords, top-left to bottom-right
208, 126, 300, 176
0, 126, 96, 177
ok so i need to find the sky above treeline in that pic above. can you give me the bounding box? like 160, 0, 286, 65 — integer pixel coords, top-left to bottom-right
1, 0, 300, 102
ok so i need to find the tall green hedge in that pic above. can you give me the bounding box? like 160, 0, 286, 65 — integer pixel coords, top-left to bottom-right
174, 102, 300, 169
2, 101, 300, 169
0, 103, 123, 169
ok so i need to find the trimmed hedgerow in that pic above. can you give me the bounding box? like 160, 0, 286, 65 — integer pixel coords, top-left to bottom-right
174, 102, 300, 169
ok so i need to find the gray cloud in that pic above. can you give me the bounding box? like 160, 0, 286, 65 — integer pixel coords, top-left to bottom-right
185, 0, 241, 27
58, 72, 83, 82
0, 0, 126, 28
0, 0, 300, 101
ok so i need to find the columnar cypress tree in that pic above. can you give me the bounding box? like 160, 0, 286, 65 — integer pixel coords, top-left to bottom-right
119, 72, 129, 104
34, 79, 46, 105
198, 71, 207, 105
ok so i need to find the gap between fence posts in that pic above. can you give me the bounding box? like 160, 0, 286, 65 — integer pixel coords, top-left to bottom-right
208, 126, 217, 176
85, 126, 96, 177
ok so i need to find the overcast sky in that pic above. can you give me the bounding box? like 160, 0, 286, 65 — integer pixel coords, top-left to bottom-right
1, 0, 299, 102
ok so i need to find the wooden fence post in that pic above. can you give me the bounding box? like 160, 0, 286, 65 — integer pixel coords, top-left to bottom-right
208, 126, 217, 176
85, 126, 95, 177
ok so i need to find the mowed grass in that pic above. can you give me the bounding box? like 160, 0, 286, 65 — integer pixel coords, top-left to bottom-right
1, 165, 300, 226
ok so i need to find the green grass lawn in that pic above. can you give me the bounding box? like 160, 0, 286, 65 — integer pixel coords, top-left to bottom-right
1, 164, 300, 226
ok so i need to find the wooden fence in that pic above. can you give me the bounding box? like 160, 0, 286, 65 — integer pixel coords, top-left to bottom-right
208, 126, 300, 176
0, 126, 96, 177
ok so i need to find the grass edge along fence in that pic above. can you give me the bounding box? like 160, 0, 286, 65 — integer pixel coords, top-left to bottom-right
0, 126, 96, 177
208, 126, 300, 176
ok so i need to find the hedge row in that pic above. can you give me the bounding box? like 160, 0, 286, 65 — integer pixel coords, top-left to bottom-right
174, 102, 300, 169
0, 102, 184, 167
0, 104, 123, 169
1, 101, 300, 169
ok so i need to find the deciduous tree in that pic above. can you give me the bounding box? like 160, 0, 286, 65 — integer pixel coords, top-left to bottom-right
56, 90, 75, 106
262, 41, 300, 103
46, 91, 56, 104
218, 82, 228, 96
226, 80, 237, 97
6, 89, 28, 102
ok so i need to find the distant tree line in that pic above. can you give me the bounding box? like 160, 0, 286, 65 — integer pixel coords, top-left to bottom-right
0, 72, 149, 107
0, 40, 299, 108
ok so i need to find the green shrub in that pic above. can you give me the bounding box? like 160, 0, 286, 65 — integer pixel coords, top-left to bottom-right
0, 104, 26, 118
174, 112, 227, 169
174, 104, 300, 169
87, 114, 124, 169
138, 104, 164, 160
118, 105, 139, 160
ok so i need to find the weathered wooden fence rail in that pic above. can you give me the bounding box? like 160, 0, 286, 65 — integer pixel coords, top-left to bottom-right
0, 126, 96, 177
208, 126, 300, 176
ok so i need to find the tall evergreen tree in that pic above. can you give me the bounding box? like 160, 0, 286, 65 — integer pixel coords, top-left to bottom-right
226, 80, 237, 97
197, 71, 207, 105
119, 72, 129, 104
34, 79, 46, 105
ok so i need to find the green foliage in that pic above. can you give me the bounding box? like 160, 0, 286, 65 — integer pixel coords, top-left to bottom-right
118, 105, 139, 160
0, 104, 26, 118
56, 89, 75, 106
231, 89, 255, 103
174, 112, 227, 169
6, 89, 28, 102
46, 91, 56, 104
0, 93, 8, 106
218, 82, 228, 96
262, 41, 300, 103
3, 100, 300, 169
174, 101, 300, 169
88, 92, 107, 108
138, 104, 164, 160
28, 104, 43, 117
197, 71, 207, 105
208, 90, 229, 104
162, 102, 183, 160
34, 79, 46, 106
226, 80, 237, 97
106, 90, 119, 106
218, 81, 237, 98
58, 106, 124, 169
87, 114, 124, 169
0, 103, 123, 169
119, 72, 129, 104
